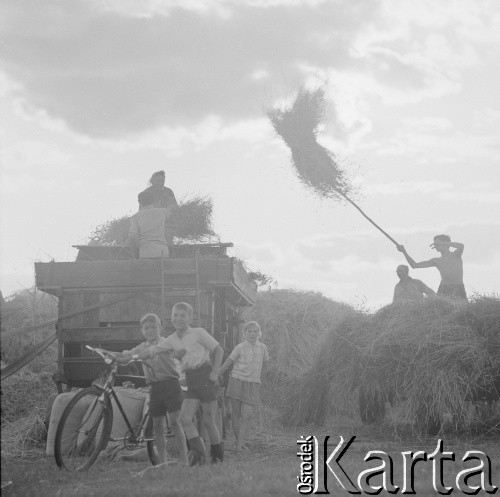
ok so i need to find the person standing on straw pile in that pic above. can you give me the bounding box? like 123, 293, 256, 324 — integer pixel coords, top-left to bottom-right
393, 265, 435, 303
219, 321, 269, 453
397, 235, 467, 300
128, 190, 170, 259
141, 170, 178, 244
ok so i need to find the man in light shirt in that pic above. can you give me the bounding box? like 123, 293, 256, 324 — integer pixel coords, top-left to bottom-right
128, 190, 170, 259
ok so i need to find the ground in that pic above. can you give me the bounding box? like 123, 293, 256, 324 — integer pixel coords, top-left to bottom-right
2, 413, 499, 496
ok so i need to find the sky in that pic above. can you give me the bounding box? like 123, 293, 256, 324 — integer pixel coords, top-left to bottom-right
1, 0, 499, 308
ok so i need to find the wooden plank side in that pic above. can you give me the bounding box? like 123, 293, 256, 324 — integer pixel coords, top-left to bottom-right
82, 292, 100, 327
60, 327, 143, 343
98, 291, 161, 323
35, 259, 234, 289
60, 293, 84, 329
232, 258, 258, 304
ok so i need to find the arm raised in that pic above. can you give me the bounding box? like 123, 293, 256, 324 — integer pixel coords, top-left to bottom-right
397, 245, 435, 269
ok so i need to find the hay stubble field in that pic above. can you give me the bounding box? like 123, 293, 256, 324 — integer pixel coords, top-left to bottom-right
2, 418, 499, 496
2, 289, 499, 496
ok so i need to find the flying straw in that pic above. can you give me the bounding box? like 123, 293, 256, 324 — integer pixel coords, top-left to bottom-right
267, 86, 399, 246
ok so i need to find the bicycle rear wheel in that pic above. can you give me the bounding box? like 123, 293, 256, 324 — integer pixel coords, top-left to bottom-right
54, 387, 113, 471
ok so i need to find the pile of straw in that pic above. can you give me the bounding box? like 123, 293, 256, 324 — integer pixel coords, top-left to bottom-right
249, 289, 356, 408
170, 195, 217, 242
1, 410, 47, 459
250, 289, 355, 378
88, 195, 217, 246
282, 296, 500, 429
1, 371, 56, 423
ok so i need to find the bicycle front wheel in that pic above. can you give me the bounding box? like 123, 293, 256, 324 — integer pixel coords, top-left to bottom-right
54, 387, 113, 471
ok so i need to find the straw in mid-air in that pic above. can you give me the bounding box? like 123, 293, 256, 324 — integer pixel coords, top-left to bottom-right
267, 86, 399, 246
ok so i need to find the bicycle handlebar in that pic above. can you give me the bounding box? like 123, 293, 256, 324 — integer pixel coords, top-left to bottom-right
85, 345, 143, 367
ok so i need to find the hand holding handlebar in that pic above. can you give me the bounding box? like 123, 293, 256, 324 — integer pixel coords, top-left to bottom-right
86, 345, 116, 364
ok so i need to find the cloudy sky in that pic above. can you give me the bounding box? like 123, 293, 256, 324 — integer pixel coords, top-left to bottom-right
1, 0, 499, 307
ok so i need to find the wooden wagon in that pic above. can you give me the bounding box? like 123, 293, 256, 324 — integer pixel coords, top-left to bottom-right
34, 243, 257, 392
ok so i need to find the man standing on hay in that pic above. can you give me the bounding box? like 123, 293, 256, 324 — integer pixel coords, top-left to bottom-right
393, 265, 435, 303
397, 235, 467, 300
128, 190, 170, 259
140, 170, 178, 245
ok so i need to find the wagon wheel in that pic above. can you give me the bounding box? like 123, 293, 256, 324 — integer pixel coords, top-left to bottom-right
359, 387, 386, 424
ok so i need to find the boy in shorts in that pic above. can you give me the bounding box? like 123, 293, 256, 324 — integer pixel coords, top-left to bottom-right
105, 313, 188, 465
163, 302, 224, 465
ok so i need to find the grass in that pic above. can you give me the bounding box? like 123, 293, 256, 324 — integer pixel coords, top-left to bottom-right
2, 413, 499, 496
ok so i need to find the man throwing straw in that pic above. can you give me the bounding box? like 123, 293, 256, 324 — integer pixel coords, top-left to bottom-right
397, 235, 467, 300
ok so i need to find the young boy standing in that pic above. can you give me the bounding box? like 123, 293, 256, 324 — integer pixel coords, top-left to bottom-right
397, 234, 467, 300
163, 302, 224, 465
104, 313, 188, 465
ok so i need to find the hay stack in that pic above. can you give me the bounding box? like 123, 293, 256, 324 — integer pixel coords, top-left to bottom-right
88, 195, 217, 246
250, 289, 356, 378
249, 289, 356, 409
283, 296, 500, 429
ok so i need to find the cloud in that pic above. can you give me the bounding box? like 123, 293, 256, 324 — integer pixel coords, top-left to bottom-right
360, 180, 500, 204
364, 180, 451, 195
1, 0, 379, 138
236, 242, 282, 265
0, 140, 72, 172
293, 221, 500, 264
362, 124, 500, 166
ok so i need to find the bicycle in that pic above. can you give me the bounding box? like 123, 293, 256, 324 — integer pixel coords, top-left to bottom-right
54, 346, 170, 471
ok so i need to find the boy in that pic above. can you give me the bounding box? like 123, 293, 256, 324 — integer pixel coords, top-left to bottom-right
163, 302, 224, 465
393, 265, 435, 303
104, 313, 188, 465
128, 190, 170, 259
397, 235, 467, 300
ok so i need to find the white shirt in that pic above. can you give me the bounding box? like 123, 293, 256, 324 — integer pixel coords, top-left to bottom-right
163, 327, 219, 371
229, 340, 269, 383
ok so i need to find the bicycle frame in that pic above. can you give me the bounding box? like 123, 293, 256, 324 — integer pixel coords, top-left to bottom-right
86, 346, 150, 446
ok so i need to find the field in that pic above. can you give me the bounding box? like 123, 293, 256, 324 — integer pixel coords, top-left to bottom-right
2, 290, 499, 495
2, 409, 499, 496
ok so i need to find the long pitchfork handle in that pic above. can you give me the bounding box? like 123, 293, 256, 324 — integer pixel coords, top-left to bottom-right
339, 192, 400, 247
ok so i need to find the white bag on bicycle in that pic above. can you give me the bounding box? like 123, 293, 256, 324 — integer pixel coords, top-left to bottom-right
109, 387, 147, 439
